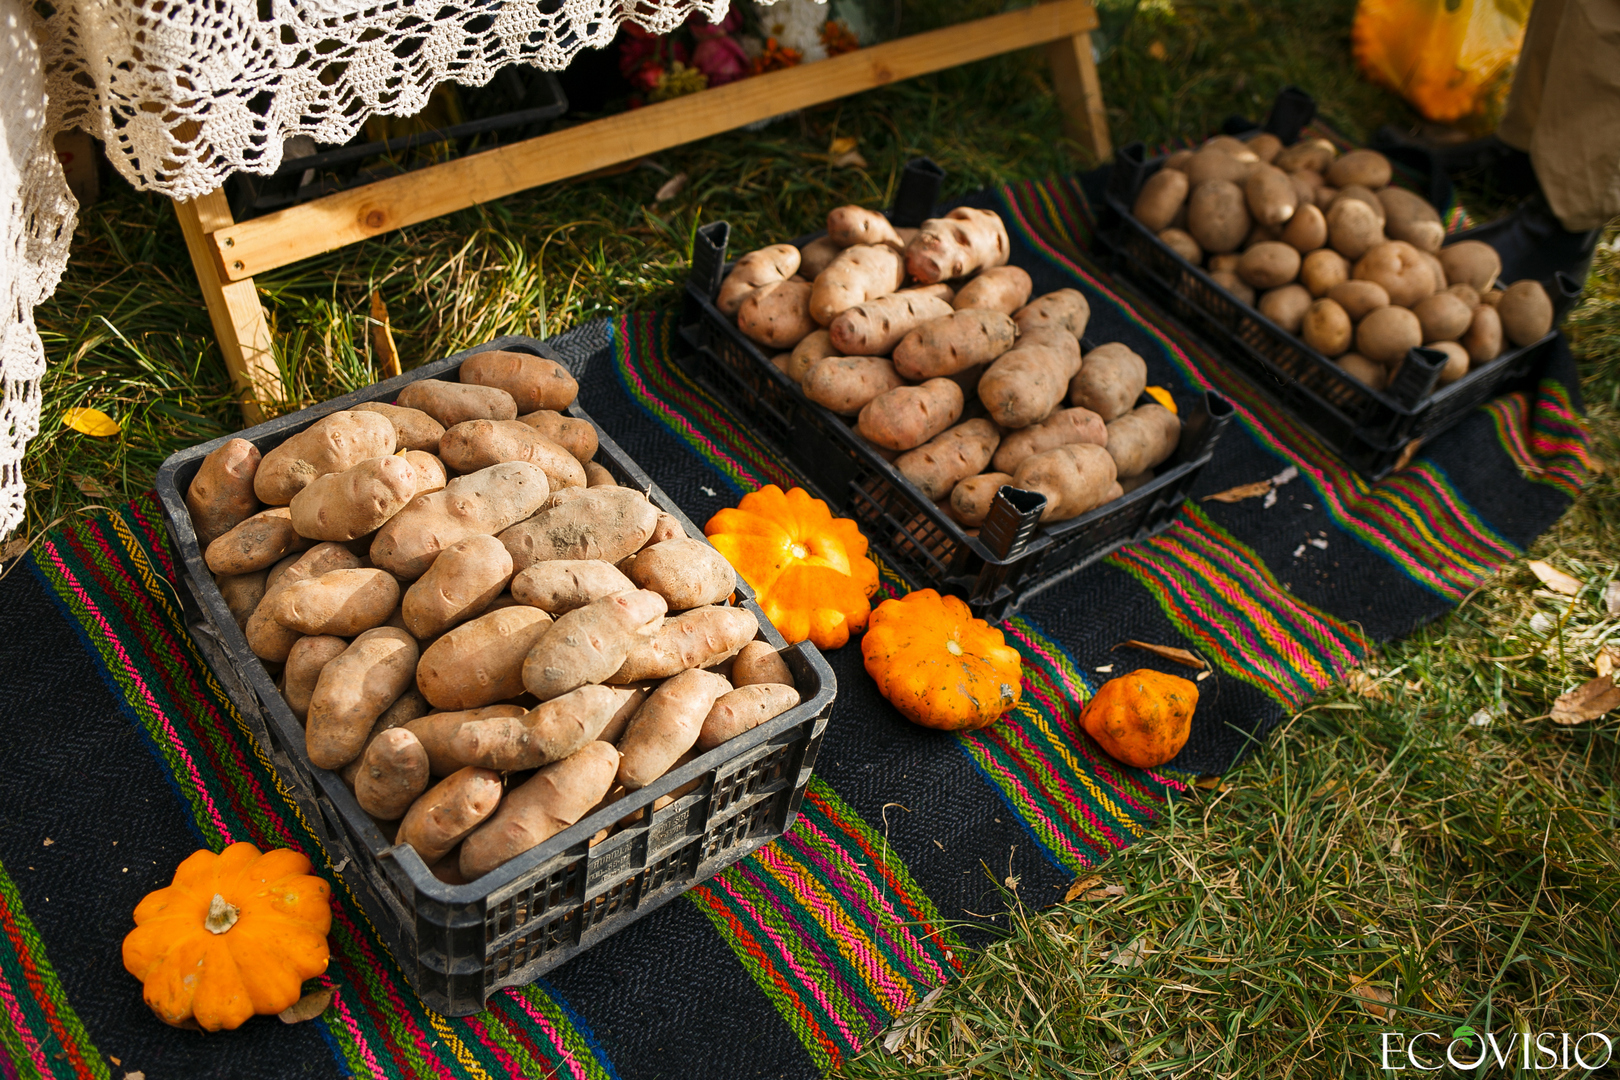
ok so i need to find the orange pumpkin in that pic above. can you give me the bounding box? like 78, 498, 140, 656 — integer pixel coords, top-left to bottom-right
861, 589, 1023, 730
1079, 668, 1198, 767
705, 484, 879, 650
122, 842, 332, 1031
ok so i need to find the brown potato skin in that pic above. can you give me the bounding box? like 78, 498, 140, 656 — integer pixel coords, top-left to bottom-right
1104, 404, 1181, 478
623, 537, 737, 612
697, 683, 801, 752
991, 407, 1107, 474
1462, 304, 1504, 363
1068, 342, 1147, 422
953, 266, 1033, 315
1244, 164, 1298, 226
458, 350, 578, 414
1326, 199, 1384, 261
1429, 341, 1471, 385
810, 244, 906, 326
1186, 145, 1253, 187
1159, 228, 1203, 263
829, 291, 953, 357
1356, 305, 1424, 365
215, 570, 267, 631
730, 641, 795, 689
1300, 249, 1350, 297
949, 472, 1016, 527
450, 684, 636, 771
1280, 202, 1327, 253
515, 410, 598, 466
718, 244, 801, 316
206, 507, 312, 575
288, 454, 419, 542
892, 310, 1018, 380
395, 379, 518, 427
417, 605, 554, 710
826, 206, 903, 248
404, 451, 448, 497
617, 669, 731, 789
1259, 284, 1314, 334
406, 706, 528, 775
398, 766, 504, 864
783, 330, 837, 383
1353, 241, 1435, 308
187, 438, 261, 547
1438, 241, 1501, 293
438, 419, 587, 491
1378, 187, 1444, 253
860, 378, 965, 450
372, 461, 551, 580
584, 461, 616, 487
1276, 138, 1337, 174
796, 237, 840, 280
498, 487, 659, 573
801, 356, 903, 416
1326, 280, 1390, 322
255, 411, 396, 505
521, 589, 668, 701
306, 627, 419, 769
609, 604, 759, 683
512, 559, 635, 614
460, 741, 621, 878
354, 728, 431, 820
1014, 289, 1090, 338
1238, 242, 1302, 290
737, 280, 817, 349
1414, 292, 1473, 343
893, 419, 1000, 501
1498, 280, 1554, 346
402, 533, 514, 640
282, 634, 348, 721
245, 543, 362, 661
266, 567, 400, 636
1326, 149, 1393, 190
1302, 298, 1354, 356
1187, 179, 1250, 255
1011, 443, 1121, 522
352, 402, 445, 454
903, 207, 1011, 284
1336, 353, 1387, 388
1133, 168, 1190, 232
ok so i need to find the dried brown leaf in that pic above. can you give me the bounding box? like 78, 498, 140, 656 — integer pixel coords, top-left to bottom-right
1107, 938, 1149, 967
1349, 976, 1394, 1020
831, 150, 868, 169
1527, 560, 1581, 596
1118, 640, 1207, 669
1082, 884, 1126, 901
654, 172, 688, 203
828, 136, 858, 155
1595, 646, 1619, 680
71, 473, 112, 499
880, 986, 942, 1054
1202, 480, 1272, 503
1345, 669, 1386, 700
1550, 676, 1620, 726
1194, 774, 1223, 790
278, 986, 335, 1024
1064, 874, 1103, 901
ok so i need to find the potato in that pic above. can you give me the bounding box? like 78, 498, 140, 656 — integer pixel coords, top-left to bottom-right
988, 407, 1103, 474
1245, 132, 1283, 163
372, 461, 551, 580
1481, 288, 1505, 308
514, 410, 597, 466
511, 559, 633, 614
417, 605, 554, 709
1185, 146, 1253, 187
646, 512, 686, 547
1337, 352, 1387, 389
352, 401, 445, 454
1133, 167, 1190, 231
1208, 253, 1241, 275
623, 537, 737, 611
826, 205, 903, 249
584, 462, 616, 488
811, 244, 906, 326
1326, 149, 1392, 190
1377, 187, 1444, 253
396, 379, 518, 428
306, 627, 419, 769
205, 507, 310, 575
732, 278, 814, 349
1497, 280, 1553, 346
405, 705, 528, 776
1238, 242, 1302, 290
1316, 186, 1343, 212
893, 419, 1001, 501
1462, 303, 1504, 363
1067, 342, 1147, 422
1209, 270, 1255, 306
1273, 202, 1324, 255
1187, 179, 1249, 255
450, 684, 637, 771
952, 266, 1033, 315
459, 350, 578, 414
717, 244, 801, 316
981, 339, 1085, 431
521, 589, 667, 701
404, 451, 448, 498
286, 454, 418, 542
830, 290, 953, 356
1164, 148, 1194, 171
1302, 298, 1353, 356
337, 687, 434, 787
187, 438, 261, 547
1104, 404, 1181, 479
1300, 248, 1350, 297
1413, 292, 1473, 344
282, 634, 348, 721
460, 741, 620, 878
397, 766, 504, 864
499, 487, 660, 573
1014, 291, 1091, 341
617, 668, 731, 789
353, 729, 430, 820
401, 533, 513, 639
1356, 305, 1423, 365
1243, 163, 1297, 227
1326, 198, 1384, 260
1332, 185, 1387, 225
797, 236, 841, 280
264, 567, 400, 636
891, 310, 1018, 380
1010, 443, 1121, 522
1249, 283, 1310, 335
610, 604, 758, 683
782, 330, 837, 383
1290, 170, 1322, 206
1428, 341, 1471, 385
696, 682, 800, 753
1159, 228, 1203, 263
439, 419, 587, 492
904, 207, 1011, 285
794, 356, 896, 418
942, 472, 1011, 528
215, 570, 267, 631
1276, 138, 1337, 174
859, 378, 965, 450
246, 544, 360, 660
1445, 283, 1482, 309
730, 641, 795, 689
1353, 241, 1434, 308
1438, 241, 1501, 294
254, 410, 396, 505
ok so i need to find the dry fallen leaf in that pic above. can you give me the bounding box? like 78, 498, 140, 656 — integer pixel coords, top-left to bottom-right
1202, 480, 1272, 504
63, 406, 121, 437
654, 172, 688, 203
880, 986, 942, 1054
1605, 581, 1620, 618
1345, 669, 1386, 701
278, 986, 335, 1024
1193, 774, 1222, 790
1528, 560, 1582, 596
1550, 676, 1620, 726
1064, 874, 1103, 902
1082, 884, 1126, 901
831, 149, 868, 169
125, 1073, 145, 1080
71, 473, 113, 499
1118, 640, 1207, 670
1596, 647, 1619, 680
828, 136, 857, 155
1349, 976, 1394, 1020
1107, 938, 1149, 967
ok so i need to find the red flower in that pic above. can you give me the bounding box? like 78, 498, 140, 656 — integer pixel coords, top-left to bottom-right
688, 9, 744, 37
693, 34, 750, 86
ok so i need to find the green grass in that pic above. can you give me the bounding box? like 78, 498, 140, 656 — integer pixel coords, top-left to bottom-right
21, 0, 1620, 1075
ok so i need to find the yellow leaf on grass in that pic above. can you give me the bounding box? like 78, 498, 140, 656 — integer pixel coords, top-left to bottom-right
1064, 874, 1103, 902
1349, 976, 1394, 1020
1144, 385, 1178, 414
1550, 676, 1620, 726
1118, 639, 1207, 669
62, 407, 120, 437
828, 136, 857, 155
1527, 560, 1581, 596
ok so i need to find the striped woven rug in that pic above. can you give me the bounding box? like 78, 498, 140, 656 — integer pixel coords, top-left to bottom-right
0, 172, 1588, 1080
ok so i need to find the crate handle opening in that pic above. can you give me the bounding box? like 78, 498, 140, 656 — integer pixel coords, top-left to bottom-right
891, 157, 946, 228
1264, 86, 1317, 144
691, 221, 731, 299
1174, 390, 1235, 466
1386, 346, 1446, 408
980, 486, 1047, 561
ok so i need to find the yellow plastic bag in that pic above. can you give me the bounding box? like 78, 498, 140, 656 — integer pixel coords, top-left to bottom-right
1352, 0, 1534, 122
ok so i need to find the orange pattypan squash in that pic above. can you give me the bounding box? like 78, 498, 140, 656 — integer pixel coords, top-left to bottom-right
861, 589, 1023, 730
705, 485, 879, 649
1079, 668, 1198, 767
122, 842, 332, 1031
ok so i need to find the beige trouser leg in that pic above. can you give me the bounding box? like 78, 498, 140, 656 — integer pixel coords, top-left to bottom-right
1497, 0, 1620, 231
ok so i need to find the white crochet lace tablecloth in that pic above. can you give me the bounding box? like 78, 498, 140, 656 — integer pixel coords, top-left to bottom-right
3, 0, 807, 539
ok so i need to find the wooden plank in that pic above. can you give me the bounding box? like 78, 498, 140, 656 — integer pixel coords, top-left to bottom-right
172, 191, 282, 422
1046, 31, 1112, 161
208, 0, 1100, 281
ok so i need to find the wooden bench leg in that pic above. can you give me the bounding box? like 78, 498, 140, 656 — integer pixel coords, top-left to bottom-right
172, 191, 282, 425
1047, 30, 1113, 162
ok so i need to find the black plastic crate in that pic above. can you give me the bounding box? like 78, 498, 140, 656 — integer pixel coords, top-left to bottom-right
154, 331, 836, 1016
677, 211, 1233, 624
1098, 130, 1559, 479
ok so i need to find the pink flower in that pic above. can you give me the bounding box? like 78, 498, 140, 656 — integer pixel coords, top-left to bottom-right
692, 34, 750, 86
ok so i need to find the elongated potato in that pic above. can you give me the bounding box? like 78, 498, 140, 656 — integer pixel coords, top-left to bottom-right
515, 409, 597, 465
1011, 442, 1121, 521
265, 567, 400, 636
621, 537, 737, 612
977, 344, 1076, 430
404, 451, 448, 498
586, 462, 617, 488
858, 378, 964, 451
737, 280, 816, 349
206, 507, 311, 575
352, 401, 445, 454
282, 635, 348, 721
522, 589, 668, 701
306, 627, 419, 769
1067, 342, 1147, 421
397, 766, 504, 864
401, 533, 513, 639
354, 729, 430, 820
829, 291, 953, 356
438, 419, 587, 491
1014, 289, 1091, 338
255, 411, 396, 505
372, 461, 551, 580
287, 455, 418, 542
187, 438, 261, 547
396, 379, 518, 427
895, 419, 1001, 501
450, 684, 637, 771
801, 356, 903, 416
730, 640, 795, 689
216, 569, 267, 631
1133, 168, 1190, 232
337, 687, 434, 787
460, 741, 621, 877
798, 236, 841, 279
892, 310, 1018, 380
610, 604, 758, 683
417, 605, 554, 710
499, 487, 659, 573
782, 330, 837, 383
1188, 180, 1250, 255
827, 205, 903, 248
949, 471, 1016, 528
697, 683, 801, 752
718, 244, 801, 316
245, 543, 362, 661
646, 512, 686, 546
618, 669, 731, 789
406, 705, 528, 775
810, 244, 906, 326
904, 207, 1011, 284
459, 350, 578, 414
991, 406, 1107, 474
511, 559, 634, 614
952, 265, 1033, 315
598, 683, 653, 744
1104, 404, 1181, 478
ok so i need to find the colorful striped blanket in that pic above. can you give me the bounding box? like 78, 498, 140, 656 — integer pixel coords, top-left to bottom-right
0, 173, 1587, 1080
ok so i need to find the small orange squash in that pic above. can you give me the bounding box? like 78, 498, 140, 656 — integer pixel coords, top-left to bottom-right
122, 842, 333, 1031
1079, 668, 1198, 767
861, 588, 1023, 730
705, 485, 879, 650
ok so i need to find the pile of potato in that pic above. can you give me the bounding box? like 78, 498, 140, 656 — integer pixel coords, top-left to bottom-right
719, 205, 1181, 527
186, 353, 802, 884
1131, 136, 1556, 391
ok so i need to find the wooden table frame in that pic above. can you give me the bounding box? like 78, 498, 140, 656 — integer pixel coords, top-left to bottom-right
174, 0, 1108, 422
